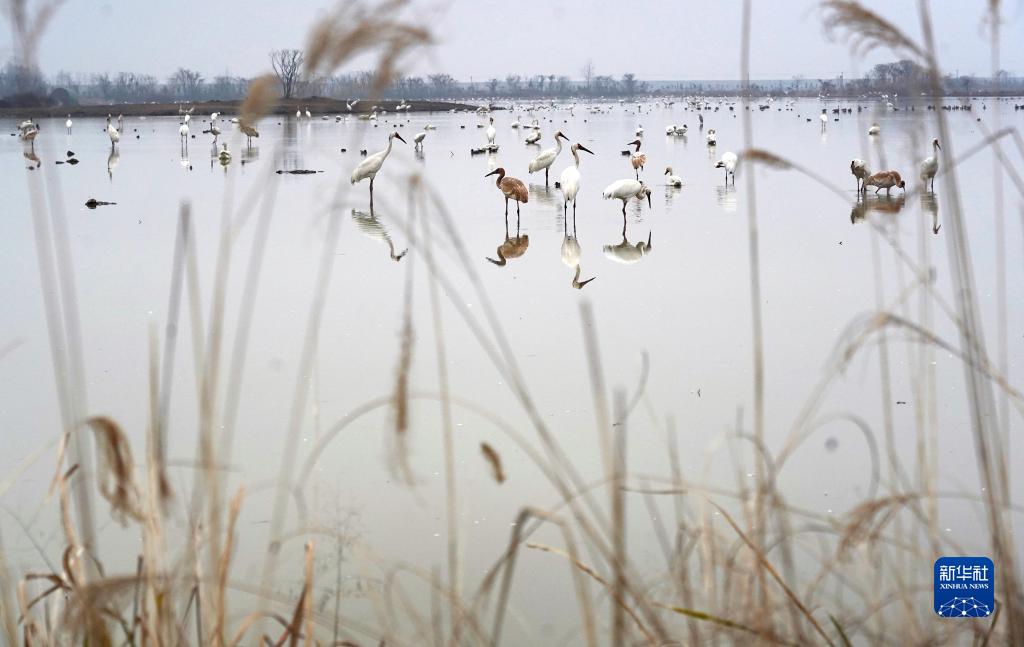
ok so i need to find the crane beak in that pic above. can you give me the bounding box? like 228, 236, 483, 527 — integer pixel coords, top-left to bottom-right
484, 170, 498, 177
577, 144, 594, 155
395, 133, 407, 144
936, 142, 941, 150
557, 132, 569, 141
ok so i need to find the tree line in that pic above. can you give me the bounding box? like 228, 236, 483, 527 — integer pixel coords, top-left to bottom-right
2, 52, 1021, 108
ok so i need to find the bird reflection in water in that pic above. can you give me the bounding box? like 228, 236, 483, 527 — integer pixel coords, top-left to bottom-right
351, 209, 408, 261
849, 193, 906, 224
715, 184, 737, 213
920, 192, 940, 234
107, 147, 119, 180
603, 219, 652, 265
561, 212, 595, 289
23, 149, 41, 169
528, 183, 559, 209
487, 212, 529, 267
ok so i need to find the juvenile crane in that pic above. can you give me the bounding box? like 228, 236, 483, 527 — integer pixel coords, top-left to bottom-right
850, 159, 870, 192
484, 167, 529, 216
864, 170, 906, 195
626, 139, 646, 179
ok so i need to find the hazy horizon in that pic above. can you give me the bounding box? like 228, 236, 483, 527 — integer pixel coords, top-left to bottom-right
2, 0, 1022, 83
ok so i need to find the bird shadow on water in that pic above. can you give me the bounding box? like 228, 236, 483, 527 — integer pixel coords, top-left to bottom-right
351, 209, 407, 262
715, 184, 738, 213
486, 212, 529, 267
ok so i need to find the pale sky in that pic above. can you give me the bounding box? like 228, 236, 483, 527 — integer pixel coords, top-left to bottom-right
3, 0, 1023, 82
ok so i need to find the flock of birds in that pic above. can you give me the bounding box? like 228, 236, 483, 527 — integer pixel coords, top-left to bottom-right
13, 96, 963, 284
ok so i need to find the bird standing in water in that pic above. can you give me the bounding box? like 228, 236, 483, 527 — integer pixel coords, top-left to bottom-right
484, 167, 529, 216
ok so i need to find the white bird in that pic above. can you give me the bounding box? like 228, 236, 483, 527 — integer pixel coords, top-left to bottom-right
296, 109, 302, 118
424, 123, 436, 130
635, 124, 644, 136
208, 124, 221, 142
602, 179, 652, 215
65, 114, 72, 134
211, 111, 220, 122
107, 115, 121, 150
524, 130, 541, 144
528, 130, 569, 186
485, 117, 496, 146
184, 113, 191, 124
664, 166, 682, 187
117, 114, 123, 133
350, 130, 407, 205
867, 123, 880, 136
715, 152, 737, 184
346, 100, 359, 111
850, 159, 870, 192
665, 124, 677, 135
819, 110, 828, 130
705, 128, 717, 146
676, 124, 688, 136
413, 131, 426, 148
510, 117, 521, 129
919, 138, 941, 192
305, 107, 312, 119
178, 121, 189, 146
559, 142, 594, 214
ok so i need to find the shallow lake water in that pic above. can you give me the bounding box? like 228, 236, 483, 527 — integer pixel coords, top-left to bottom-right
2, 98, 1022, 643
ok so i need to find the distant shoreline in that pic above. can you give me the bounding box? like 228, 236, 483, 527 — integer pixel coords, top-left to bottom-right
0, 98, 483, 119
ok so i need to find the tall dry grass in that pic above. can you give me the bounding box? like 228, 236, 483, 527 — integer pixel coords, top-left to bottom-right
2, 0, 1023, 645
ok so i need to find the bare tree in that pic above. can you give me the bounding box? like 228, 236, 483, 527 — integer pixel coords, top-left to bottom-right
270, 49, 304, 99
581, 60, 595, 93
169, 68, 203, 98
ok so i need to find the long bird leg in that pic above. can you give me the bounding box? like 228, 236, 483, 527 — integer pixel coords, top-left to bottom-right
544, 167, 549, 186
516, 199, 521, 217
504, 197, 509, 216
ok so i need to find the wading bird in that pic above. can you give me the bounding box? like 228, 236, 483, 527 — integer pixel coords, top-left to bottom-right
528, 131, 569, 186
715, 151, 737, 184
919, 138, 940, 192
867, 123, 880, 136
484, 167, 529, 216
485, 116, 496, 146
107, 115, 121, 150
664, 166, 682, 187
178, 121, 189, 148
413, 131, 426, 149
240, 122, 259, 147
559, 142, 594, 216
602, 179, 651, 216
525, 130, 541, 145
705, 128, 717, 146
819, 109, 828, 131
626, 139, 646, 179
65, 114, 72, 134
864, 170, 905, 195
19, 121, 39, 150
350, 131, 407, 205
850, 159, 870, 192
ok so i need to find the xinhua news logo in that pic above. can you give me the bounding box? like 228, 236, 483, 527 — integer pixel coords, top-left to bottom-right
933, 556, 994, 617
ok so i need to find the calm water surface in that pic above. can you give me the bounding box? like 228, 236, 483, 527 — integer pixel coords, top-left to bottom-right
1, 98, 1021, 641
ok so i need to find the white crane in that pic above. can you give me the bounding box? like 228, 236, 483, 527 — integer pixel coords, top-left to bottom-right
107, 115, 121, 150
819, 109, 828, 131
558, 142, 594, 215
602, 179, 651, 215
305, 106, 312, 119
65, 114, 72, 134
715, 151, 737, 185
178, 121, 189, 148
485, 116, 496, 146
413, 131, 426, 149
350, 131, 407, 205
919, 138, 940, 192
528, 130, 569, 186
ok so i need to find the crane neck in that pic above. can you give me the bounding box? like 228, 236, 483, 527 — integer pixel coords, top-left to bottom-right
573, 148, 581, 167
493, 169, 506, 188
